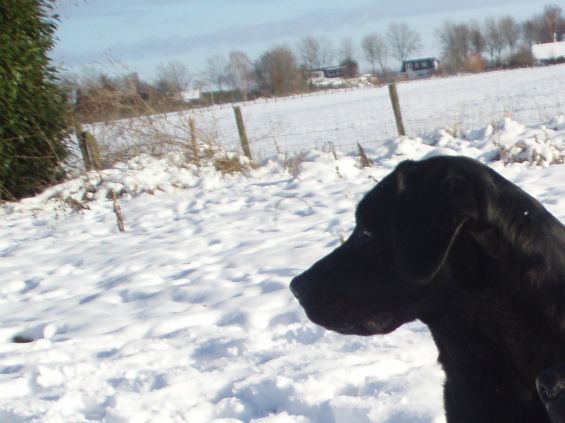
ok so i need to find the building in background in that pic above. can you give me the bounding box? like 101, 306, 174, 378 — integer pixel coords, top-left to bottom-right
532, 41, 565, 65
400, 57, 440, 79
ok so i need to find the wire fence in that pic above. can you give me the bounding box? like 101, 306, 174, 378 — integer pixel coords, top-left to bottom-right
192, 65, 565, 160
89, 65, 565, 164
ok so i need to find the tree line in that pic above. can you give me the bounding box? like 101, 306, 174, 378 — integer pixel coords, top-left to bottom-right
2, 1, 564, 201
69, 21, 425, 120
437, 5, 565, 72
68, 4, 565, 121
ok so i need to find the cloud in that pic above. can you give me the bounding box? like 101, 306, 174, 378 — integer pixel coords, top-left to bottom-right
53, 0, 543, 76
100, 0, 525, 59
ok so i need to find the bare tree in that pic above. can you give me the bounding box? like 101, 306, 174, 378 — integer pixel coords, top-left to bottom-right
361, 33, 388, 74
542, 5, 565, 42
436, 22, 472, 72
386, 22, 422, 62
522, 18, 543, 47
297, 36, 321, 70
227, 51, 254, 101
296, 36, 334, 70
499, 16, 521, 56
206, 55, 229, 92
154, 61, 191, 101
318, 37, 335, 68
255, 46, 304, 96
484, 17, 505, 65
338, 36, 357, 63
296, 36, 335, 69
469, 21, 486, 55
296, 36, 335, 70
520, 6, 564, 46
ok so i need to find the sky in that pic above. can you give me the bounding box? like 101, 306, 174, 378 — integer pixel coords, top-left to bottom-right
52, 0, 553, 82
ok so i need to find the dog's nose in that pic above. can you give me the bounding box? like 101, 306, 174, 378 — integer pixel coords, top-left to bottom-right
290, 275, 308, 300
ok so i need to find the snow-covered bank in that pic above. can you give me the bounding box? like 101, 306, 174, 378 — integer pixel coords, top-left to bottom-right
1, 116, 565, 422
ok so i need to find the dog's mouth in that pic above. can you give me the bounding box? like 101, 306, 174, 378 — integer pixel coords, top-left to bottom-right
324, 313, 407, 336
294, 288, 414, 337
362, 313, 403, 334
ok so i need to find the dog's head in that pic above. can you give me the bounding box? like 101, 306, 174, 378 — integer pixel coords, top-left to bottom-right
290, 156, 552, 336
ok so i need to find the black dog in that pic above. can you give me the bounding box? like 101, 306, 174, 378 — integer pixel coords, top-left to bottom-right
290, 156, 565, 422
538, 365, 565, 423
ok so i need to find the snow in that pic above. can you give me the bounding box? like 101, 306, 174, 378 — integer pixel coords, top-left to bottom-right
1, 67, 565, 422
532, 41, 565, 61
89, 65, 565, 161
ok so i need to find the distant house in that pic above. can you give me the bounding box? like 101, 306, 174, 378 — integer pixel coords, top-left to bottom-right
532, 41, 565, 65
309, 66, 345, 84
180, 89, 200, 103
400, 57, 440, 79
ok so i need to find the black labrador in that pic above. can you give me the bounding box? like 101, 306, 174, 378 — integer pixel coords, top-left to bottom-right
290, 156, 565, 423
538, 365, 565, 423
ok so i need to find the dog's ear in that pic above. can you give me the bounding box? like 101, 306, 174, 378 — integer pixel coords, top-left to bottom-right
392, 161, 477, 284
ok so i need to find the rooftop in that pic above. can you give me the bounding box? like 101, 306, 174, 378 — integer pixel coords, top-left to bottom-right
532, 41, 565, 60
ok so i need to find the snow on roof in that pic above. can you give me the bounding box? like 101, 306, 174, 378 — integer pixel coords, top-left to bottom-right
532, 41, 565, 60
402, 57, 439, 64
180, 89, 200, 101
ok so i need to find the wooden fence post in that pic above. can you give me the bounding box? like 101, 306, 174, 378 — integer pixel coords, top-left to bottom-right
388, 83, 406, 136
77, 131, 102, 171
77, 130, 93, 171
84, 131, 101, 170
75, 120, 102, 171
189, 116, 200, 166
233, 106, 253, 160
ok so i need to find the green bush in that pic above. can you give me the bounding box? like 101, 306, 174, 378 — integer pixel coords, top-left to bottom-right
0, 0, 69, 201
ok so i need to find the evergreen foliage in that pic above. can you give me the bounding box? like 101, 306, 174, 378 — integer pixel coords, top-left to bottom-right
0, 0, 68, 200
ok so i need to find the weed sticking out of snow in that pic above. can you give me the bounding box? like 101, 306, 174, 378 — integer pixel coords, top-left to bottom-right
494, 118, 565, 166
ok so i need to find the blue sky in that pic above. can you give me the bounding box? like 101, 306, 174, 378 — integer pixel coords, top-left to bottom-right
52, 0, 553, 81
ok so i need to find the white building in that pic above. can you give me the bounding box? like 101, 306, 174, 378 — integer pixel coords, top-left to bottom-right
532, 41, 565, 65
180, 89, 200, 103
308, 66, 345, 86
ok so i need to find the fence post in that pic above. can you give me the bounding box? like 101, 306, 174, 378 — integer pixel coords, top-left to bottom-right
388, 83, 406, 136
75, 120, 101, 171
233, 106, 253, 161
189, 116, 200, 166
84, 131, 101, 170
77, 130, 93, 171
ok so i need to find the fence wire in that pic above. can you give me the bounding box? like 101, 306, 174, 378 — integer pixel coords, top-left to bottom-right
198, 66, 565, 160
91, 65, 565, 162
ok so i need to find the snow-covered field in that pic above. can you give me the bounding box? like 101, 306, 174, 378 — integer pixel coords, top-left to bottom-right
1, 68, 565, 422
92, 65, 565, 161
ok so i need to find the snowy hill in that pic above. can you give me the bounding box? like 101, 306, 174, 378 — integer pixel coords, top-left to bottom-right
1, 114, 565, 422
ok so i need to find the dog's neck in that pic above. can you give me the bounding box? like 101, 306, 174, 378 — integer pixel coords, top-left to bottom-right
435, 235, 565, 371
423, 309, 552, 422
418, 232, 565, 422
